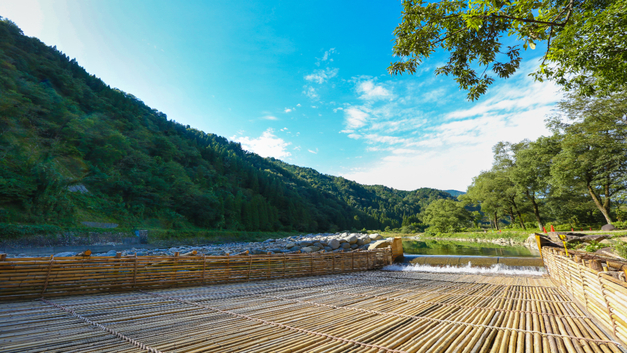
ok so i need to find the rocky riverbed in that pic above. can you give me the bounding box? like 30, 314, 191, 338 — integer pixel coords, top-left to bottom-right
4, 232, 392, 258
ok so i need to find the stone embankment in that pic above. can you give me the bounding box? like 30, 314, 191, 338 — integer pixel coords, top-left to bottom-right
5, 232, 391, 258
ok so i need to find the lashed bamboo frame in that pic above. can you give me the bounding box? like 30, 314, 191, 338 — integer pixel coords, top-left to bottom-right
0, 249, 392, 301
543, 247, 627, 346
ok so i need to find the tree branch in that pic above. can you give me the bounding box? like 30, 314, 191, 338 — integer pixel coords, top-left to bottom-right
542, 27, 553, 66
473, 14, 567, 27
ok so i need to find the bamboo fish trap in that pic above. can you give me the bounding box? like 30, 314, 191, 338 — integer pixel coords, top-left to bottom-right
0, 269, 623, 352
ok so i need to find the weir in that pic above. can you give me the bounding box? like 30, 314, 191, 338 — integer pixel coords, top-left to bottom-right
1, 238, 626, 352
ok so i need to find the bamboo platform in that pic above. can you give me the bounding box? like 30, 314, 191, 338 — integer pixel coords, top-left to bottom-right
543, 247, 627, 347
0, 249, 391, 301
1, 269, 624, 352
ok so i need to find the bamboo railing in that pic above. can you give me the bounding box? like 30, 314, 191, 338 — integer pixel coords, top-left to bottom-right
542, 247, 627, 346
0, 248, 391, 301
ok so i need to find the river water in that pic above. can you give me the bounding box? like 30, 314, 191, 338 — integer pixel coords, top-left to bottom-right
402, 239, 535, 257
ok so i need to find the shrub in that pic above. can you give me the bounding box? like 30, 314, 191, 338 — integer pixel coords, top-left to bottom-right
615, 241, 627, 259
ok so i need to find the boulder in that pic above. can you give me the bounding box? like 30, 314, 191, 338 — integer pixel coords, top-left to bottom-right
324, 246, 333, 252
288, 246, 301, 252
309, 246, 321, 252
297, 240, 313, 247
341, 243, 351, 249
595, 247, 623, 259
357, 239, 365, 246
347, 235, 358, 244
361, 237, 371, 244
313, 242, 322, 248
301, 247, 314, 253
368, 240, 391, 250
328, 239, 341, 249
602, 224, 617, 231
524, 235, 540, 251
339, 238, 348, 243
350, 244, 359, 249
566, 235, 610, 244
285, 242, 296, 249
369, 234, 383, 241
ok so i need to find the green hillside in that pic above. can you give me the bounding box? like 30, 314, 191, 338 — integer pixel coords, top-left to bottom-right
0, 19, 451, 234
443, 190, 465, 198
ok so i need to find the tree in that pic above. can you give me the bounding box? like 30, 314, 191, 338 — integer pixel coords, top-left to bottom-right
508, 137, 561, 230
549, 91, 627, 224
389, 0, 627, 100
423, 199, 471, 232
465, 171, 508, 230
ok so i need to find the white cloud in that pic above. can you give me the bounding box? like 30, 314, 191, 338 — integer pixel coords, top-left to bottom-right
343, 108, 553, 190
305, 68, 339, 84
422, 88, 447, 102
340, 70, 563, 190
362, 134, 407, 145
347, 133, 361, 140
262, 115, 278, 120
303, 85, 318, 99
280, 127, 288, 131
308, 148, 318, 154
446, 79, 560, 120
321, 48, 335, 61
297, 103, 301, 107
232, 128, 292, 159
356, 80, 392, 101
315, 48, 336, 66
284, 108, 292, 113
344, 108, 369, 129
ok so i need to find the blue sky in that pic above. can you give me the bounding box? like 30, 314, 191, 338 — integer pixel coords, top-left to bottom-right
0, 0, 562, 191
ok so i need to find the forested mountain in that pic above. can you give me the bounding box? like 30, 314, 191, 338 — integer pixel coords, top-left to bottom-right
0, 19, 452, 233
443, 190, 465, 197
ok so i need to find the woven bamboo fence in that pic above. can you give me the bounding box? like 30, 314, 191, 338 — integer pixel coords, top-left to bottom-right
0, 248, 391, 301
542, 247, 627, 346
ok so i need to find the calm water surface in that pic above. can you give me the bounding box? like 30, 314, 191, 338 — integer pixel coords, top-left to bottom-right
403, 239, 536, 257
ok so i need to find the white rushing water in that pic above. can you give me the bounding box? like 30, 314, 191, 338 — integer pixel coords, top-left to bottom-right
383, 262, 547, 276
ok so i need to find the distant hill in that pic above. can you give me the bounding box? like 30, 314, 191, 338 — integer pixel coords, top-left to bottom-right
443, 190, 466, 197
0, 19, 453, 233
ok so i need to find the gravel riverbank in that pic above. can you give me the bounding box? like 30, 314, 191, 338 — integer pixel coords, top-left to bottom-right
4, 232, 391, 258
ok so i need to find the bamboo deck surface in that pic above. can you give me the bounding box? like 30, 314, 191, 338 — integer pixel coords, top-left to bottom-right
2, 270, 623, 353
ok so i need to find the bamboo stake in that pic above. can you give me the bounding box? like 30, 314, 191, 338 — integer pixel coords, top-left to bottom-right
40, 255, 54, 297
